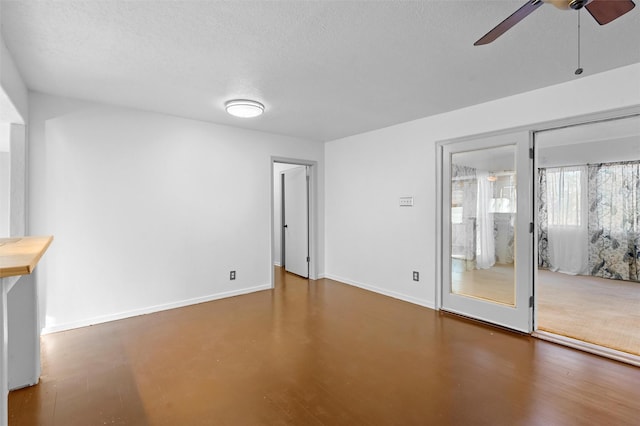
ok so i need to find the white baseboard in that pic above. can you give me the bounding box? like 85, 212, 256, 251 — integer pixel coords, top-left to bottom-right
273, 262, 282, 267
323, 274, 435, 310
41, 284, 271, 335
9, 377, 39, 392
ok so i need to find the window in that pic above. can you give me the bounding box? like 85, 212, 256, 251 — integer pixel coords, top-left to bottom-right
546, 167, 584, 227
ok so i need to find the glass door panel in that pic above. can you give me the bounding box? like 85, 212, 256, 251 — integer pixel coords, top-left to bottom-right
450, 145, 516, 306
441, 132, 532, 332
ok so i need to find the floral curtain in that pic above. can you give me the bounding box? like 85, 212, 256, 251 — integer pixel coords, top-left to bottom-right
538, 169, 550, 269
588, 161, 640, 281
539, 160, 640, 282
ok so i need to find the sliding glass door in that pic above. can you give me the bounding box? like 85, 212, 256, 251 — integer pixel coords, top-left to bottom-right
440, 131, 533, 332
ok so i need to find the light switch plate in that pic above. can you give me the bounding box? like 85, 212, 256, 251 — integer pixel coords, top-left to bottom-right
399, 196, 414, 207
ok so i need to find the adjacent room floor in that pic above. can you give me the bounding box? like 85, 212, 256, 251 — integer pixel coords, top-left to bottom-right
452, 264, 640, 356
451, 263, 515, 306
537, 269, 640, 357
9, 268, 640, 425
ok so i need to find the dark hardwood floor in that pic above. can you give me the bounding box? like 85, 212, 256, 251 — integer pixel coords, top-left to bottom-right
9, 267, 640, 425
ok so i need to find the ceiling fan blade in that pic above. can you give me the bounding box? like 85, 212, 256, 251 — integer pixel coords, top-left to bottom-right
585, 0, 635, 25
474, 0, 544, 46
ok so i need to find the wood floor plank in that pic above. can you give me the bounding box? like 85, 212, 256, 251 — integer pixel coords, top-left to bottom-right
8, 267, 640, 425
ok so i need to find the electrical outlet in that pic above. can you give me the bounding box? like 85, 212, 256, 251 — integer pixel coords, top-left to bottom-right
413, 271, 419, 282
230, 270, 236, 280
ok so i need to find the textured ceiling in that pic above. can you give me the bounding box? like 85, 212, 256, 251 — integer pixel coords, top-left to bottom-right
1, 0, 638, 141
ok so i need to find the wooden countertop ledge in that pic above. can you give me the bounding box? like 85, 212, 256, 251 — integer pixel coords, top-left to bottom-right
0, 236, 53, 278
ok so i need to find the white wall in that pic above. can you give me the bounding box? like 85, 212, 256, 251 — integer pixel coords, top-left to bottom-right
22, 62, 640, 332
0, 124, 9, 236
324, 63, 640, 308
0, 152, 9, 237
0, 124, 27, 240
28, 92, 324, 333
536, 115, 640, 167
0, 32, 28, 123
6, 122, 33, 390
8, 123, 26, 237
1, 31, 37, 390
5, 121, 37, 390
0, 29, 29, 237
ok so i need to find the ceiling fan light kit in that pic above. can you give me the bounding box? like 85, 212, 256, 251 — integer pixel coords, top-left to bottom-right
474, 0, 636, 46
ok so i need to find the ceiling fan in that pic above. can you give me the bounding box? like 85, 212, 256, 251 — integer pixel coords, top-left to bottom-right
474, 0, 636, 45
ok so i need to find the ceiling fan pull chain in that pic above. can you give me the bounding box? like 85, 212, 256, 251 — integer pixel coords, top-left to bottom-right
575, 10, 583, 75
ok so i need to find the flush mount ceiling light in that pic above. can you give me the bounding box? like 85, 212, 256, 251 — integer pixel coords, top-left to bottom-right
224, 99, 264, 118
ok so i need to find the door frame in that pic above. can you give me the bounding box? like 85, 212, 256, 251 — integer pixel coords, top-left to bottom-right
270, 157, 318, 287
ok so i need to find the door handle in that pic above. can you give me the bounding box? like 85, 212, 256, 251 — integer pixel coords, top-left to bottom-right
284, 225, 288, 228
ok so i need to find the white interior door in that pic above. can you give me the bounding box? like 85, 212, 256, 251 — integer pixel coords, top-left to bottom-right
440, 131, 533, 332
283, 166, 309, 278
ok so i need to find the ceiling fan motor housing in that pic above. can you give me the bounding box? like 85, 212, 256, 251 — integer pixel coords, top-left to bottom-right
569, 0, 589, 10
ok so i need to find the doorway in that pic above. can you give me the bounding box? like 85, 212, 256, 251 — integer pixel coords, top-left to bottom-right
438, 131, 533, 333
271, 159, 315, 284
438, 113, 640, 363
533, 115, 640, 361
282, 165, 309, 278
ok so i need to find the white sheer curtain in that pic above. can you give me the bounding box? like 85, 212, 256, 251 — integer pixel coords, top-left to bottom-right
476, 171, 495, 269
546, 165, 589, 275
